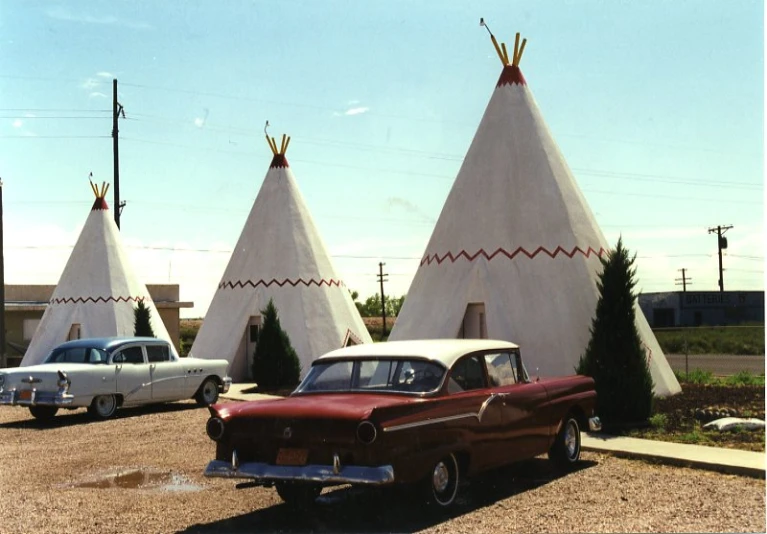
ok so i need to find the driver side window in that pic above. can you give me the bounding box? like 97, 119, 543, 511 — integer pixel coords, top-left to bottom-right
114, 346, 145, 364
448, 355, 487, 393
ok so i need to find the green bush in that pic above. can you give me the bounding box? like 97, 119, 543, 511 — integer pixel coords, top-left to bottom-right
649, 413, 668, 430
251, 299, 301, 390
133, 300, 155, 337
577, 238, 654, 427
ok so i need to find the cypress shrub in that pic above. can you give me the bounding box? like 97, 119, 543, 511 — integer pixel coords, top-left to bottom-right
251, 299, 301, 390
577, 238, 654, 428
134, 300, 156, 337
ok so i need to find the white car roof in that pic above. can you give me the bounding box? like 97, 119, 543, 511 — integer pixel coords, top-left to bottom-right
317, 339, 520, 369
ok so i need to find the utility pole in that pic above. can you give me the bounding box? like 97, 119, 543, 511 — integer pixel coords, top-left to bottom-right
675, 268, 692, 292
112, 79, 126, 229
377, 262, 389, 336
707, 225, 733, 292
0, 179, 5, 367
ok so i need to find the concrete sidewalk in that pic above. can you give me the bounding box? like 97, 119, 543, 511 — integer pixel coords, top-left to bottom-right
582, 433, 765, 478
221, 385, 766, 479
221, 383, 279, 403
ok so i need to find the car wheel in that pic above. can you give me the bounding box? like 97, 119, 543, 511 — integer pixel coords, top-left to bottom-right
275, 482, 321, 508
29, 406, 58, 421
88, 394, 118, 420
426, 453, 460, 508
195, 377, 219, 406
548, 415, 581, 468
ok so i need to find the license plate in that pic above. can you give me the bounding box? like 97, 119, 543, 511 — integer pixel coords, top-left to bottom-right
276, 448, 308, 466
18, 390, 33, 402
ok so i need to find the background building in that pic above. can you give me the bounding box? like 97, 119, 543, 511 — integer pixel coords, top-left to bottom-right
2, 284, 192, 367
638, 291, 765, 328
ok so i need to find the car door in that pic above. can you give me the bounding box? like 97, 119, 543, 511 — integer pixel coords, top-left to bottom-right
112, 345, 152, 405
446, 354, 507, 473
146, 343, 183, 401
484, 351, 549, 462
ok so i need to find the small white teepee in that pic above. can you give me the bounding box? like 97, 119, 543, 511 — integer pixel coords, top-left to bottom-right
21, 179, 174, 366
191, 133, 371, 381
389, 31, 680, 396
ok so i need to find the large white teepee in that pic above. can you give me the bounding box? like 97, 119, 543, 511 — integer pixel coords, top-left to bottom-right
390, 32, 680, 396
21, 180, 174, 366
191, 134, 371, 381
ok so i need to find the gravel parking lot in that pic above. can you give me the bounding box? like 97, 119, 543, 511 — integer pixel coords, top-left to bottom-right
1, 400, 764, 534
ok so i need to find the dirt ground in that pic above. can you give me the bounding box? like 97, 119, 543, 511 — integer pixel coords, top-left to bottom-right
628, 384, 765, 451
0, 400, 764, 534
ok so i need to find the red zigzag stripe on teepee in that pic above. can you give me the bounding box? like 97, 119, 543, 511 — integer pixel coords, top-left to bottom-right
420, 246, 606, 266
218, 278, 345, 290
50, 296, 147, 304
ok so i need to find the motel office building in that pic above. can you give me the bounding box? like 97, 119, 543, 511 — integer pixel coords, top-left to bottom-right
638, 291, 765, 328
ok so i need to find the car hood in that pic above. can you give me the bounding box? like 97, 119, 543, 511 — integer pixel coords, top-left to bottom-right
213, 393, 422, 422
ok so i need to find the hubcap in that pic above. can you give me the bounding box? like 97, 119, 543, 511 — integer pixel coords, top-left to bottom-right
432, 461, 449, 493
98, 396, 115, 415
204, 382, 216, 401
565, 421, 578, 457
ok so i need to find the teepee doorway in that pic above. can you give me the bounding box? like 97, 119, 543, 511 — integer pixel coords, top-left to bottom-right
245, 315, 261, 378
459, 303, 487, 339
246, 315, 262, 364
68, 323, 82, 341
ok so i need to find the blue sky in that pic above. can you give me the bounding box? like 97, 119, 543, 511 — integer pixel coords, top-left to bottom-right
1, 0, 764, 317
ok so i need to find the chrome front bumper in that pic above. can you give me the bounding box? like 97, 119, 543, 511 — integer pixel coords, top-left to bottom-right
588, 416, 602, 432
0, 389, 74, 407
221, 377, 232, 394
204, 457, 395, 486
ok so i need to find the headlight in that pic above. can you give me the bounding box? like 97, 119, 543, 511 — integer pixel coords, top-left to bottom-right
356, 420, 378, 444
206, 417, 226, 441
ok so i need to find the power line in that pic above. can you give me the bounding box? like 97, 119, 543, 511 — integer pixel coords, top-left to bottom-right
0, 135, 110, 139
0, 108, 110, 113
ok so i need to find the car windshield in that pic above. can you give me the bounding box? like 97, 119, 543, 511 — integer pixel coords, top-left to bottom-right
296, 358, 445, 394
44, 347, 109, 364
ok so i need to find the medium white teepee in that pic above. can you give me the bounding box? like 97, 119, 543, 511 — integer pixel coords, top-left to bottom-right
389, 31, 680, 396
21, 180, 174, 366
191, 134, 371, 381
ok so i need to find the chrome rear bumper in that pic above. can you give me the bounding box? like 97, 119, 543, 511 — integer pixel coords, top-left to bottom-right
0, 389, 74, 407
204, 458, 394, 486
588, 416, 602, 432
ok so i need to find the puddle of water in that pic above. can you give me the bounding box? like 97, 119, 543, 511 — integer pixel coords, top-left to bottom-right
71, 468, 202, 492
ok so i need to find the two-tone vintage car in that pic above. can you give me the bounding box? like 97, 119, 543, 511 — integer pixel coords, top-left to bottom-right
0, 337, 232, 421
204, 339, 600, 508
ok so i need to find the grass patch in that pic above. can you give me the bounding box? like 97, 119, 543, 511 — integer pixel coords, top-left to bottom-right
674, 368, 765, 387
654, 324, 765, 355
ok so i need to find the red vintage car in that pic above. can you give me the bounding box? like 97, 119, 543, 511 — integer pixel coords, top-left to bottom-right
203, 339, 600, 508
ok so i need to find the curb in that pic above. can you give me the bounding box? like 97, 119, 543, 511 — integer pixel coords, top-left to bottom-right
582, 433, 766, 479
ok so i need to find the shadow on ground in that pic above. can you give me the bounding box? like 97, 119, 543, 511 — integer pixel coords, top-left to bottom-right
0, 401, 202, 429
180, 458, 597, 533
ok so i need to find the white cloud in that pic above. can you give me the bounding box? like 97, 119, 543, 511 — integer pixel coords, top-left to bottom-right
89, 92, 108, 99
12, 119, 22, 128
194, 108, 209, 128
96, 71, 114, 79
46, 7, 151, 30
344, 107, 370, 116
81, 78, 101, 90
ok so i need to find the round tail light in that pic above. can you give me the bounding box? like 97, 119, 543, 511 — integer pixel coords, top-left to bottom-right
356, 420, 378, 444
206, 416, 226, 441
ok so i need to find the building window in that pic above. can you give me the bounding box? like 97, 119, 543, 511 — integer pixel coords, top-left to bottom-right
23, 319, 41, 341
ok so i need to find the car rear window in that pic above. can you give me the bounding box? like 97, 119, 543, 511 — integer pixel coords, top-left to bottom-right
45, 347, 108, 364
297, 358, 445, 394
